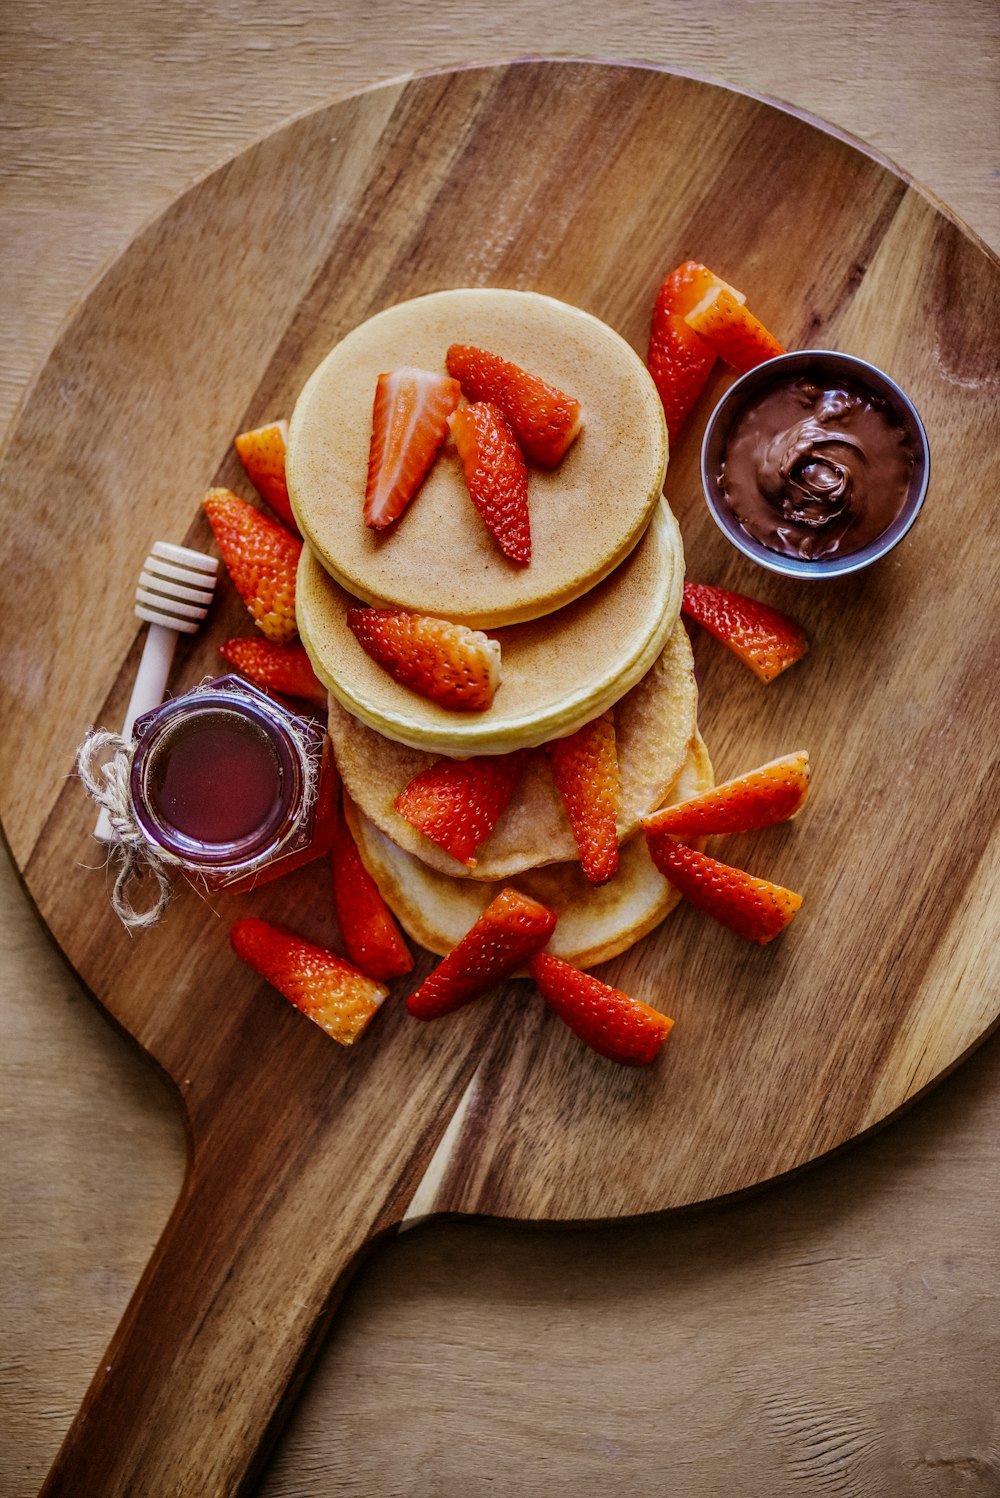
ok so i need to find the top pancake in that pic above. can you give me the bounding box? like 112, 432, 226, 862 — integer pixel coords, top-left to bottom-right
285, 289, 668, 628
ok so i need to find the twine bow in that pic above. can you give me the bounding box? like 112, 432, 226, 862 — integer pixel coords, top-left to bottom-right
76, 729, 181, 930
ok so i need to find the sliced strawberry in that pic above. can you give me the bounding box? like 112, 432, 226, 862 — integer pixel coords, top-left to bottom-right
682, 582, 808, 683
331, 812, 414, 979
684, 286, 785, 374
647, 261, 745, 443
346, 607, 501, 712
449, 401, 531, 563
231, 916, 387, 1044
646, 840, 801, 944
545, 710, 620, 884
407, 888, 557, 1020
234, 420, 299, 534
446, 344, 582, 467
218, 637, 327, 708
203, 487, 301, 645
529, 952, 673, 1065
364, 368, 461, 529
643, 751, 810, 837
394, 752, 523, 867
223, 738, 339, 892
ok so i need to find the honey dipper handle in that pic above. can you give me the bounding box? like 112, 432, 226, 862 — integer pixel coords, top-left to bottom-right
121, 621, 179, 740
38, 1080, 392, 1497
94, 622, 178, 843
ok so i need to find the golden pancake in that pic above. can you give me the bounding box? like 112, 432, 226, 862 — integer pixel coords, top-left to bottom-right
328, 620, 697, 880
286, 289, 668, 628
297, 498, 684, 757
344, 733, 713, 969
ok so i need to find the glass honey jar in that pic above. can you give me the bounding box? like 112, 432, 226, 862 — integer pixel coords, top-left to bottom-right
128, 674, 325, 888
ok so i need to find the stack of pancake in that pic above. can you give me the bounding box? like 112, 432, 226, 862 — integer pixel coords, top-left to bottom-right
287, 289, 712, 966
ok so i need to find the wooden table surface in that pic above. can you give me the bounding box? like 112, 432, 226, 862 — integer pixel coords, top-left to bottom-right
3, 4, 998, 1495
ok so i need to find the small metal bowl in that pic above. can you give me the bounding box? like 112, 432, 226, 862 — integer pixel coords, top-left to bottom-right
700, 349, 930, 580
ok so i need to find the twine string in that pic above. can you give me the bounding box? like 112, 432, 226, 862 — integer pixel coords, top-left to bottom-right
76, 729, 179, 930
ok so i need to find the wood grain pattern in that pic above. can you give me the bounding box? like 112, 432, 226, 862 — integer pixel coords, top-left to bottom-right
1, 57, 998, 1496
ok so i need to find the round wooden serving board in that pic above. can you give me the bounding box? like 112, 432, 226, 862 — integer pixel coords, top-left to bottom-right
1, 59, 998, 1498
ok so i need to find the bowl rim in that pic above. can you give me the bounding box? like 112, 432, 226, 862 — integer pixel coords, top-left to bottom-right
699, 348, 931, 580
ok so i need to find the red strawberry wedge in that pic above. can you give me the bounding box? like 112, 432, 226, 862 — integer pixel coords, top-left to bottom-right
530, 952, 674, 1065
407, 888, 557, 1020
546, 710, 620, 884
682, 582, 808, 683
646, 840, 802, 944
346, 607, 501, 712
446, 344, 583, 467
234, 420, 299, 534
231, 916, 387, 1045
203, 487, 302, 645
647, 261, 745, 444
683, 287, 785, 374
449, 401, 531, 563
218, 637, 328, 708
364, 368, 461, 529
642, 751, 811, 838
332, 813, 414, 979
394, 752, 524, 867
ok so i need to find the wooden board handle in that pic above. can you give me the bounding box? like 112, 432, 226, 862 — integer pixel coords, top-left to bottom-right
40, 1103, 386, 1495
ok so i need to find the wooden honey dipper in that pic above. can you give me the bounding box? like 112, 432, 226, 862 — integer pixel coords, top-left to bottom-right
94, 541, 219, 842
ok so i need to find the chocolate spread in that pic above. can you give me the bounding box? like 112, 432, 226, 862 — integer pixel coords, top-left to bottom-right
719, 372, 915, 561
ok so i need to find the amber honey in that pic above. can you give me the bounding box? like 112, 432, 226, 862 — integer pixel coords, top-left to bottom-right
129, 676, 323, 883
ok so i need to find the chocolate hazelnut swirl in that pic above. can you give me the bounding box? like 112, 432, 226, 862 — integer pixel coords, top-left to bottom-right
720, 373, 914, 561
